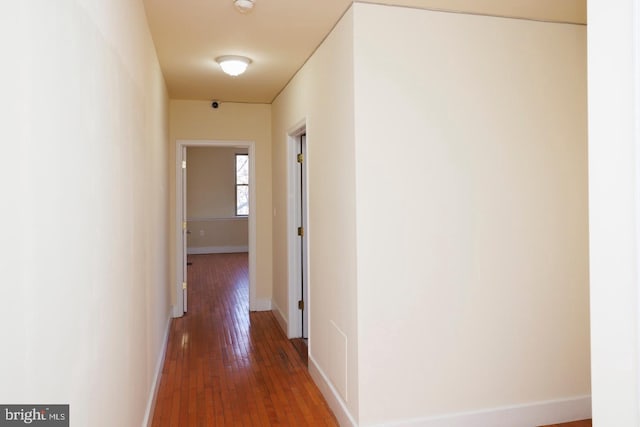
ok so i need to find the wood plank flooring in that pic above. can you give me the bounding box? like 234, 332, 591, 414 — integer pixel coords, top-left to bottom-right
542, 420, 592, 427
151, 253, 338, 426
289, 339, 308, 367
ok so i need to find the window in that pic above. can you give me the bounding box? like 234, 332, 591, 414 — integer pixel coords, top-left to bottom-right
235, 154, 249, 216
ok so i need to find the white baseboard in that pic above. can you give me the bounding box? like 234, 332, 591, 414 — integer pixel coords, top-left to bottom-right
142, 314, 172, 427
309, 356, 358, 427
251, 297, 272, 312
306, 355, 590, 427
371, 395, 591, 427
271, 300, 288, 336
187, 245, 248, 255
171, 303, 183, 318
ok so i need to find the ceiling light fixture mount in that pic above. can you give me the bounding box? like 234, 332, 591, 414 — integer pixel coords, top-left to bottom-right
216, 55, 252, 76
234, 0, 255, 14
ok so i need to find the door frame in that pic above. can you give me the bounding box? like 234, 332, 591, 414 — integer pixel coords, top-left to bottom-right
287, 121, 309, 338
173, 139, 257, 317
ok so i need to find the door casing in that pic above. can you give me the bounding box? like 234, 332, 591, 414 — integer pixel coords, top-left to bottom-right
287, 121, 309, 339
173, 139, 257, 317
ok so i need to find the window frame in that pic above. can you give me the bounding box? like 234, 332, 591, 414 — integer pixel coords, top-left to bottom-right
235, 153, 249, 216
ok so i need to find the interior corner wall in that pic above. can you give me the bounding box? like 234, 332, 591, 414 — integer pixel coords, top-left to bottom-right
353, 4, 589, 425
271, 6, 359, 423
168, 101, 272, 305
0, 1, 171, 426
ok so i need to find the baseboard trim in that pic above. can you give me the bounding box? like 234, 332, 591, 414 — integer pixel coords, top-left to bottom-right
371, 395, 591, 427
309, 356, 358, 427
187, 245, 248, 255
251, 298, 272, 312
142, 314, 172, 427
171, 303, 183, 318
271, 300, 288, 336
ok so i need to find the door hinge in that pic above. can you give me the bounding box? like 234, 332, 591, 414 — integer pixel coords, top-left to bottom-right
182, 160, 186, 169
182, 221, 187, 230
298, 300, 304, 310
297, 226, 304, 237
182, 282, 187, 290
297, 153, 304, 163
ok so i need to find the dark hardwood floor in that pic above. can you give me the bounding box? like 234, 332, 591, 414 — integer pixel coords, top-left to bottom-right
151, 253, 338, 426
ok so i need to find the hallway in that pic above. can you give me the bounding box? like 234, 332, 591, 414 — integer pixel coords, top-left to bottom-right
151, 253, 338, 426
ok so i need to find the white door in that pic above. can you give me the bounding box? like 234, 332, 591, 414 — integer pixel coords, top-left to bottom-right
297, 133, 309, 339
181, 146, 188, 312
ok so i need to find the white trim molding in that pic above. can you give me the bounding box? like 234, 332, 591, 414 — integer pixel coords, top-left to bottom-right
368, 396, 591, 427
187, 246, 248, 255
271, 299, 288, 336
143, 315, 172, 427
252, 298, 272, 312
309, 356, 358, 427
307, 354, 590, 427
633, 1, 640, 418
634, 0, 640, 415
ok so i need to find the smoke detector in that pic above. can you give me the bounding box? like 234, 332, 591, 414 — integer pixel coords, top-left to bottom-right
234, 0, 255, 13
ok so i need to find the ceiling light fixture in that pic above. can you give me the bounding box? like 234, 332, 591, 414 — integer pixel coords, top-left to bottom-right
216, 55, 252, 76
234, 0, 255, 14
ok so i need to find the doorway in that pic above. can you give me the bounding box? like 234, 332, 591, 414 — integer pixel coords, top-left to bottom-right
174, 140, 257, 318
288, 126, 309, 339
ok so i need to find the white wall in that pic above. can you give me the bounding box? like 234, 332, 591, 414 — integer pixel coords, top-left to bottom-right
272, 5, 589, 425
271, 7, 359, 424
588, 0, 640, 425
0, 1, 170, 426
353, 4, 589, 425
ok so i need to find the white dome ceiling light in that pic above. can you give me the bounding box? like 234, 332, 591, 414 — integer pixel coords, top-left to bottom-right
216, 55, 252, 76
234, 0, 255, 14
